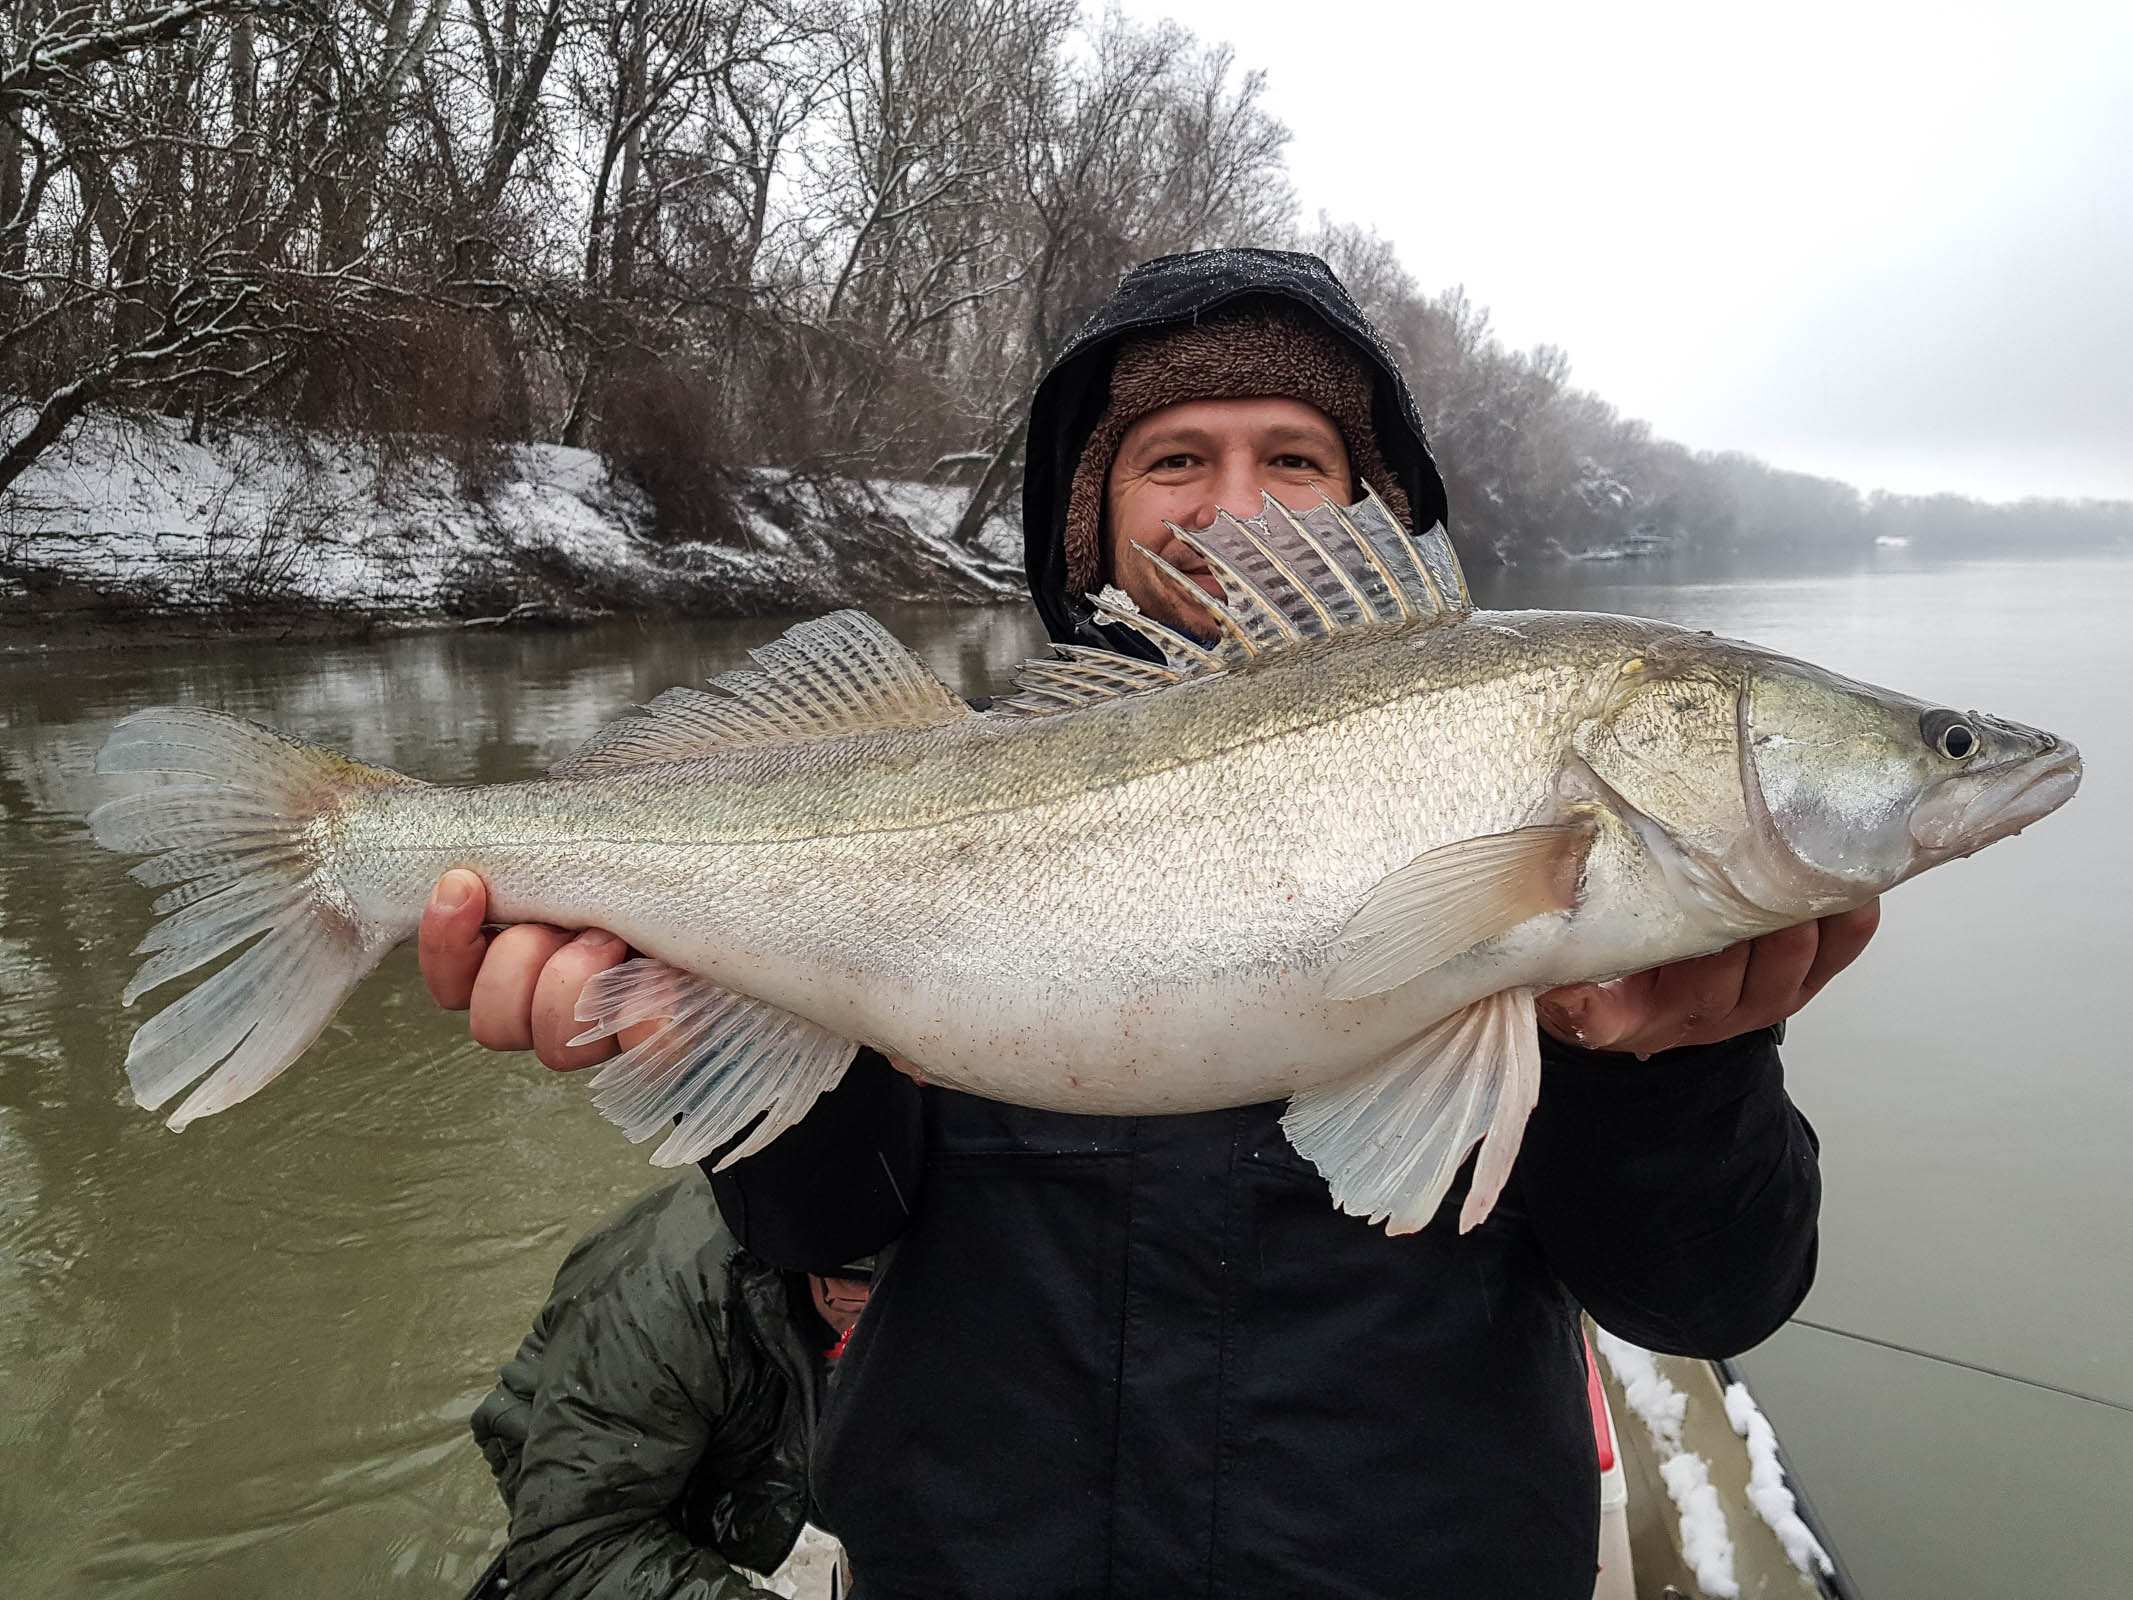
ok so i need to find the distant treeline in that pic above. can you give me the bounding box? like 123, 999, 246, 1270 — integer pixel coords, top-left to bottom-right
3, 0, 2124, 564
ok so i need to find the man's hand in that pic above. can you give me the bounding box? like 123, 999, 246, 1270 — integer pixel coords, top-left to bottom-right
1535, 902, 1880, 1058
419, 870, 655, 1070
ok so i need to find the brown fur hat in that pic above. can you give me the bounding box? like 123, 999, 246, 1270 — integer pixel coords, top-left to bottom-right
1062, 302, 1413, 596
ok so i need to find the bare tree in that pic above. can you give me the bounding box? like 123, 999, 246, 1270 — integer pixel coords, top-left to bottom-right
0, 0, 370, 492
15, 0, 1746, 571
736, 0, 1061, 472
943, 11, 1291, 542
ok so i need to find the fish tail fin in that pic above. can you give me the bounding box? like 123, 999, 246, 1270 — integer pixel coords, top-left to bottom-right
88, 708, 423, 1129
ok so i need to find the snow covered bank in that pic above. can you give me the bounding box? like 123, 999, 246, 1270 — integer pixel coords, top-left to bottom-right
0, 413, 1023, 639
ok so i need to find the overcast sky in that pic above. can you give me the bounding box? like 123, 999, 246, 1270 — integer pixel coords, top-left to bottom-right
1120, 0, 2133, 503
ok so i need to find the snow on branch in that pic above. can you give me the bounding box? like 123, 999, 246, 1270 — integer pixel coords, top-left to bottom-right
0, 0, 309, 113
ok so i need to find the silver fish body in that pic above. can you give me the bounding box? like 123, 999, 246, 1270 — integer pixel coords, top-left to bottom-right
327, 614, 1724, 1104
89, 496, 2080, 1233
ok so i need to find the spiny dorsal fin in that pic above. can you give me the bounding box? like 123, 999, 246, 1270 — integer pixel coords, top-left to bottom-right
552, 610, 973, 775
1083, 590, 1228, 677
1150, 486, 1469, 665
1000, 487, 1473, 716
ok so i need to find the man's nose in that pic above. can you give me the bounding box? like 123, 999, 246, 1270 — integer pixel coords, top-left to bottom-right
1206, 458, 1270, 524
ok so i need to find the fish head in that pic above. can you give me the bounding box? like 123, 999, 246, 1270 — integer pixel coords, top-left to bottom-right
1742, 661, 2080, 896
1571, 631, 2080, 924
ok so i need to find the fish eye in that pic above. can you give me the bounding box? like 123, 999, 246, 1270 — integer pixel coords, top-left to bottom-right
1921, 710, 1979, 761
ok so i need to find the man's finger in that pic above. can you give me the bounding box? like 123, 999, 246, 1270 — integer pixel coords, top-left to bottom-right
1536, 981, 1606, 1048
419, 869, 491, 1010
1802, 900, 1880, 998
1540, 901, 1882, 1059
1726, 921, 1821, 1036
1536, 973, 1651, 1051
1638, 943, 1752, 1054
530, 930, 632, 1072
468, 923, 574, 1052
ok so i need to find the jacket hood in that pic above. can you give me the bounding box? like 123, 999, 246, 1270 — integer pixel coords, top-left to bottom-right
1022, 248, 1450, 653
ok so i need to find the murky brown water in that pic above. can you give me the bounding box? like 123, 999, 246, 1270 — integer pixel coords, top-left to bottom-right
0, 561, 2125, 1597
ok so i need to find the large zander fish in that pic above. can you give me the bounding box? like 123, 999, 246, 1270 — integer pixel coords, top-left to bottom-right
88, 495, 2080, 1234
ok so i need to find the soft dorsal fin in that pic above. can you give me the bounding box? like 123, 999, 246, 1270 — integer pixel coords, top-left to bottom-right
999, 488, 1473, 716
552, 610, 973, 775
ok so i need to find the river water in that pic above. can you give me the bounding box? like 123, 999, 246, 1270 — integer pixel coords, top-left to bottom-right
0, 554, 2126, 1597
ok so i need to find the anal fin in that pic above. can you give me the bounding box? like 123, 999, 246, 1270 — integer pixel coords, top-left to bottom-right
1282, 987, 1542, 1235
569, 959, 858, 1168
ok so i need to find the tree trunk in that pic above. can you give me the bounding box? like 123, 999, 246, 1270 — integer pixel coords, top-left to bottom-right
612, 2, 647, 295
0, 377, 101, 498
560, 355, 601, 448
951, 419, 1026, 548
0, 115, 22, 327
230, 17, 259, 256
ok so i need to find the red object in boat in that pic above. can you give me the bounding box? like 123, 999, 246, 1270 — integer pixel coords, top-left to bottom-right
1584, 1332, 1615, 1472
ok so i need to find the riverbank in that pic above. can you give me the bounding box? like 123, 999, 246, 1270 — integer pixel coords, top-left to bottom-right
0, 413, 1024, 649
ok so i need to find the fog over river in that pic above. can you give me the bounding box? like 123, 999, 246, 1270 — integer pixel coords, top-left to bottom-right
0, 552, 2126, 1597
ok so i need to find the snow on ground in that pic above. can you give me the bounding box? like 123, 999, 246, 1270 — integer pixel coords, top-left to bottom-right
1598, 1329, 1688, 1453
0, 411, 656, 612
1657, 1451, 1740, 1599
723, 469, 1023, 607
0, 411, 1022, 623
867, 477, 1023, 567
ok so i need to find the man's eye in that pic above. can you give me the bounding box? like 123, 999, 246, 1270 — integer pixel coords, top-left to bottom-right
1152, 454, 1197, 472
1272, 454, 1323, 472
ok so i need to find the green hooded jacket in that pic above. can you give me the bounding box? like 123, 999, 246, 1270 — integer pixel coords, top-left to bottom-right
470, 1173, 826, 1599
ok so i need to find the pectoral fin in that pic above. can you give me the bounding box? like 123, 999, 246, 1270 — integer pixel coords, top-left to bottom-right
1282, 987, 1543, 1235
1326, 824, 1590, 1001
569, 959, 857, 1168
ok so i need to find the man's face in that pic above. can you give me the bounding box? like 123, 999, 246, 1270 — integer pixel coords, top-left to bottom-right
1102, 395, 1354, 637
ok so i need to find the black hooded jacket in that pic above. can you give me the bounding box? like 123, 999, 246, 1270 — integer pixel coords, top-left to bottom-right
708, 249, 1821, 1600
1023, 248, 1450, 654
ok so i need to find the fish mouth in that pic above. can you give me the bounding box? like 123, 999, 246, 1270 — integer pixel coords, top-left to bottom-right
1909, 741, 2082, 856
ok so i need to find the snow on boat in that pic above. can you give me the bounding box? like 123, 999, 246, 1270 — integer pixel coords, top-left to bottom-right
1594, 1325, 1862, 1599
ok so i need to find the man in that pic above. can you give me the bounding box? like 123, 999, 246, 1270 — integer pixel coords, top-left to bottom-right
424, 249, 1875, 1597
468, 1171, 871, 1599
